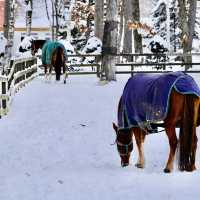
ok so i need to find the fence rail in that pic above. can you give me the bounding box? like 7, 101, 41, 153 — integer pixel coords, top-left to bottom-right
63, 53, 200, 78
0, 57, 37, 118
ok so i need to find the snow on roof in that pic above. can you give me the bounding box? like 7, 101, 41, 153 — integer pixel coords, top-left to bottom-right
81, 36, 102, 54
59, 39, 75, 54
19, 35, 35, 49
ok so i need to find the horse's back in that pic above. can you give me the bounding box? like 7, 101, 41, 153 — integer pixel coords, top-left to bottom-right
118, 72, 200, 130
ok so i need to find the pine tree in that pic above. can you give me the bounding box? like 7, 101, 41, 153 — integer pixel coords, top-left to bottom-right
152, 0, 167, 40
170, 0, 180, 52
55, 0, 76, 40
70, 0, 95, 50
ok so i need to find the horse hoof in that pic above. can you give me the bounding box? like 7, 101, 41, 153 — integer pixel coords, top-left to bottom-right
164, 168, 171, 173
135, 163, 144, 168
185, 165, 196, 172
121, 162, 129, 167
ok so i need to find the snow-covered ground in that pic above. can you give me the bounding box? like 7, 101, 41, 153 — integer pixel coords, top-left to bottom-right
0, 74, 200, 200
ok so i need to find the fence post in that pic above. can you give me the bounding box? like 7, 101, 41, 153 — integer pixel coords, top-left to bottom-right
0, 80, 2, 118
131, 64, 134, 77
1, 79, 8, 115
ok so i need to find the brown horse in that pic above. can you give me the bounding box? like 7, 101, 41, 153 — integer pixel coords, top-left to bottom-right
42, 41, 67, 83
50, 46, 66, 82
113, 73, 200, 173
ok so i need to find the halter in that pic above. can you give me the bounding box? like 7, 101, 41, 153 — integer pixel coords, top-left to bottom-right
116, 139, 133, 156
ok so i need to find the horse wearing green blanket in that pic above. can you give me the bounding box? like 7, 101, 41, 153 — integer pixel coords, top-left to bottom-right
42, 41, 68, 83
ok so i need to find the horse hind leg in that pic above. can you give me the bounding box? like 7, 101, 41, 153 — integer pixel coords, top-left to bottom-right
164, 125, 178, 173
47, 65, 53, 81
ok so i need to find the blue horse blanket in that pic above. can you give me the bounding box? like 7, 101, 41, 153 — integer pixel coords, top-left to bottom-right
42, 41, 67, 65
118, 72, 200, 130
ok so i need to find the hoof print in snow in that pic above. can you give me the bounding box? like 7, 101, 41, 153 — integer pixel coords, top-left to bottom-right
58, 180, 64, 184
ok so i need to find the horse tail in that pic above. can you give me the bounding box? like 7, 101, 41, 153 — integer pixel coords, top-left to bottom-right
55, 47, 63, 66
197, 101, 200, 126
178, 95, 199, 171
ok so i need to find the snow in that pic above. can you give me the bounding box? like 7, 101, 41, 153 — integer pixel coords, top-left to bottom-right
0, 74, 200, 200
0, 35, 7, 54
81, 36, 102, 54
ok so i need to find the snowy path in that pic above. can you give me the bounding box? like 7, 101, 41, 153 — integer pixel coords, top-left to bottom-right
0, 75, 200, 200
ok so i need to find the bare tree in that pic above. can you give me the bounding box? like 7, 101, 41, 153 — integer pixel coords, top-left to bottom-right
95, 0, 104, 40
3, 0, 16, 74
123, 0, 133, 56
132, 0, 142, 53
25, 0, 33, 36
178, 0, 197, 68
118, 0, 124, 54
101, 0, 118, 81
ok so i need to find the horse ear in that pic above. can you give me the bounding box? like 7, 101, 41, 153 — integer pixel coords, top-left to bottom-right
112, 122, 118, 134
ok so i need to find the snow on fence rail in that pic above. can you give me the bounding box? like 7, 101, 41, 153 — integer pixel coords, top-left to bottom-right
0, 57, 37, 118
65, 53, 200, 78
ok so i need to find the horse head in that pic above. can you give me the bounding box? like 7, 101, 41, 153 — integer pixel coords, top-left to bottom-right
113, 122, 133, 167
31, 40, 46, 56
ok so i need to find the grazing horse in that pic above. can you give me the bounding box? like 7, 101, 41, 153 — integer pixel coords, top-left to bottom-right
42, 41, 67, 83
113, 72, 200, 173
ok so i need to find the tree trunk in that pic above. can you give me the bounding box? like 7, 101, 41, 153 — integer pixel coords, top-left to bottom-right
52, 1, 55, 40
101, 0, 118, 81
178, 0, 197, 69
95, 0, 104, 40
25, 0, 32, 36
188, 0, 197, 50
118, 0, 124, 60
3, 0, 10, 39
123, 0, 133, 57
132, 0, 143, 54
54, 0, 59, 40
3, 0, 16, 74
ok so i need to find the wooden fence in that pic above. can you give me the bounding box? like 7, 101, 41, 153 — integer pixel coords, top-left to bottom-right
0, 57, 37, 118
65, 53, 200, 78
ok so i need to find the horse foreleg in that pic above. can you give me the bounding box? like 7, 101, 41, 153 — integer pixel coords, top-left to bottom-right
133, 128, 146, 168
164, 126, 178, 173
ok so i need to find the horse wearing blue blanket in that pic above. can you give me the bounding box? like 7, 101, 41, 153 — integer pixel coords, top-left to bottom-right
113, 72, 200, 173
42, 41, 67, 83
